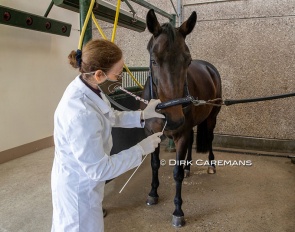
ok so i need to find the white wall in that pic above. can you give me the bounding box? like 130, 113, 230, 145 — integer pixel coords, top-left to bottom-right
183, 0, 295, 140
0, 0, 80, 151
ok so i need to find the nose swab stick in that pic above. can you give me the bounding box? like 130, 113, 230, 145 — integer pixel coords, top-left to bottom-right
161, 120, 167, 133
119, 120, 167, 193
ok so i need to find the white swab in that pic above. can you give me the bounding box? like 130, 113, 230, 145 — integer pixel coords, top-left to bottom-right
119, 120, 167, 193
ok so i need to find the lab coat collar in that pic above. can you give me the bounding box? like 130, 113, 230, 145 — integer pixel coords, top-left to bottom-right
73, 76, 111, 114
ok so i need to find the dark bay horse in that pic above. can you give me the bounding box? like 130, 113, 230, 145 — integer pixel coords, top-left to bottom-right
140, 9, 222, 227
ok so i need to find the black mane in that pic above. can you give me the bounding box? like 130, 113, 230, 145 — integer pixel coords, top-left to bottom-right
161, 23, 176, 46
147, 23, 176, 51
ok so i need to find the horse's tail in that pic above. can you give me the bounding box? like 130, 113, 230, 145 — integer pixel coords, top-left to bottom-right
196, 119, 210, 153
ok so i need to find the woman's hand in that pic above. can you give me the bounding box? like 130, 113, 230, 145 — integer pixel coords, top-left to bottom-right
138, 132, 163, 155
142, 99, 165, 120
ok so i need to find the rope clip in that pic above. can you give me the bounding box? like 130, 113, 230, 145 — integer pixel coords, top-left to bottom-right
191, 99, 207, 106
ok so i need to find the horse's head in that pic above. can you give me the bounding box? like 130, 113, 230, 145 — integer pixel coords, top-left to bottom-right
146, 9, 197, 131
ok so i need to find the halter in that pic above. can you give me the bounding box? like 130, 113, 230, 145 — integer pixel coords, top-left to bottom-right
147, 49, 194, 110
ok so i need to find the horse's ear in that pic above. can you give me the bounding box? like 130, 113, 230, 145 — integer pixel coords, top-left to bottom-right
179, 11, 197, 38
146, 9, 162, 37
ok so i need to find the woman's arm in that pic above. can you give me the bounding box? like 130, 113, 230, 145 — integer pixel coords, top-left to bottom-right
112, 110, 143, 128
66, 111, 143, 181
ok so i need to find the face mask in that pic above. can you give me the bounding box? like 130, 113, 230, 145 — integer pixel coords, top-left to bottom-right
82, 71, 123, 95
98, 72, 123, 95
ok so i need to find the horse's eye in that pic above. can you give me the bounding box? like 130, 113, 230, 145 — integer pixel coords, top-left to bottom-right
151, 60, 157, 66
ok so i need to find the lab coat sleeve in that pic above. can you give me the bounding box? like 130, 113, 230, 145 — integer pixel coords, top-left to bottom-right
66, 111, 143, 182
113, 110, 143, 128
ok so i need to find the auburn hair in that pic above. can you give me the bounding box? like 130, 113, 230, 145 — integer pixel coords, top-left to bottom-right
68, 39, 123, 73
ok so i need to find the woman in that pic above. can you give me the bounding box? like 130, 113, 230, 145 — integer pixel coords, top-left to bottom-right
51, 39, 164, 232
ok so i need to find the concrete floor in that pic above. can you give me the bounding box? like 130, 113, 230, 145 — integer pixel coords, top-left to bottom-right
0, 145, 294, 232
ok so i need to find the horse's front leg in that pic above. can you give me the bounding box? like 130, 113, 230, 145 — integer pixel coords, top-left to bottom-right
146, 146, 160, 205
172, 138, 188, 227
184, 129, 194, 177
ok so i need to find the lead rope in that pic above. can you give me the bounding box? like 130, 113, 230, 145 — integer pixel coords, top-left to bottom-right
117, 86, 225, 108
116, 86, 149, 105
191, 98, 224, 107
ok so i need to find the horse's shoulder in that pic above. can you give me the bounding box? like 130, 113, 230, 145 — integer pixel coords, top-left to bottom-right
189, 60, 208, 73
190, 59, 220, 78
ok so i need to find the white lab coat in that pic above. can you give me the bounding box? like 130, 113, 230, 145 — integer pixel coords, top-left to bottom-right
51, 76, 144, 232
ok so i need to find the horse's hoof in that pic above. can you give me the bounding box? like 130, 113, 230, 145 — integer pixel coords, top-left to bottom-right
184, 169, 190, 178
207, 166, 216, 174
172, 215, 185, 227
146, 196, 158, 205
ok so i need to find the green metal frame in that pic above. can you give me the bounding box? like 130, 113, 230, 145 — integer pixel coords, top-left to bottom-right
54, 0, 146, 32
79, 0, 92, 46
0, 5, 71, 37
129, 0, 174, 21
123, 67, 149, 72
44, 1, 54, 17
